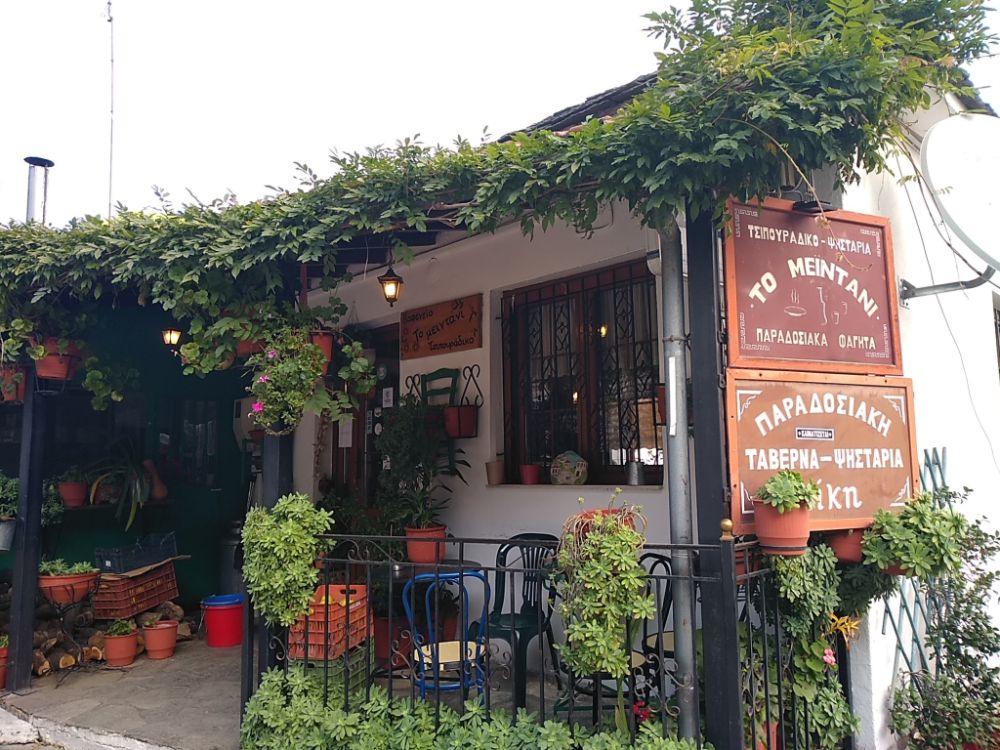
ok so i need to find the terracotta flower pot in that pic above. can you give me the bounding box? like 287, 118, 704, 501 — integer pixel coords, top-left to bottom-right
883, 563, 908, 576
0, 365, 27, 402
58, 481, 88, 508
33, 338, 80, 381
827, 529, 865, 563
656, 384, 667, 424
753, 501, 810, 556
310, 331, 335, 376
0, 645, 8, 690
572, 508, 637, 537
105, 631, 138, 667
485, 459, 506, 486
248, 428, 265, 444
143, 459, 168, 502
444, 405, 478, 438
405, 525, 447, 564
236, 340, 264, 358
519, 464, 542, 484
38, 572, 99, 605
734, 549, 761, 579
143, 620, 179, 660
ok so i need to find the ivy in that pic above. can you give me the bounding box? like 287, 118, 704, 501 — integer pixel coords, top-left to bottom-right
0, 1, 989, 397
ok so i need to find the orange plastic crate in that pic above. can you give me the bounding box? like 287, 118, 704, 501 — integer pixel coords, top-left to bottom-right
288, 585, 371, 661
94, 560, 179, 620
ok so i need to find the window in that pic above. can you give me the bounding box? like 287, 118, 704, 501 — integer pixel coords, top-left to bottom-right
502, 260, 663, 484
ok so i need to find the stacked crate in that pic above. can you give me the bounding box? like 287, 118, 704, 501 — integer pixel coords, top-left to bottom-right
288, 584, 372, 691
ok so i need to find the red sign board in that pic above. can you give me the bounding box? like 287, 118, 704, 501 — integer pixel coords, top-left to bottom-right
727, 370, 919, 535
725, 199, 902, 375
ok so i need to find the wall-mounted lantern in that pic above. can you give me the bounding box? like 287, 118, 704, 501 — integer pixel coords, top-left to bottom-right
378, 265, 404, 307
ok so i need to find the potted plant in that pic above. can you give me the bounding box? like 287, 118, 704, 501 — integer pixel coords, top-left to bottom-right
443, 403, 478, 439
519, 463, 542, 485
38, 559, 99, 605
862, 492, 966, 579
89, 440, 153, 529
143, 619, 179, 660
557, 491, 654, 730
0, 472, 17, 552
29, 336, 82, 381
242, 493, 332, 627
0, 633, 8, 689
753, 470, 818, 556
104, 619, 139, 667
0, 321, 32, 402
890, 512, 1000, 749
376, 396, 466, 564
55, 467, 89, 509
485, 452, 505, 486
826, 528, 867, 563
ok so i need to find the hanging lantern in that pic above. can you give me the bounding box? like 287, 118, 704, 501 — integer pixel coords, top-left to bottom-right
161, 328, 182, 348
378, 265, 403, 307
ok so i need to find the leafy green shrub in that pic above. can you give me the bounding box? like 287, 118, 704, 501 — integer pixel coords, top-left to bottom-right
0, 471, 18, 518
242, 493, 332, 627
38, 559, 97, 576
241, 671, 710, 750
771, 545, 839, 638
106, 619, 135, 636
863, 492, 966, 580
755, 470, 818, 514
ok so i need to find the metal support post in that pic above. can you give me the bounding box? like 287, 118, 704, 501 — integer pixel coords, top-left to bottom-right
686, 203, 745, 748
658, 220, 698, 739
9, 374, 47, 691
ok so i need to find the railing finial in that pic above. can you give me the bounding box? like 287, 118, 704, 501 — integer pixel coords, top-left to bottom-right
720, 518, 734, 541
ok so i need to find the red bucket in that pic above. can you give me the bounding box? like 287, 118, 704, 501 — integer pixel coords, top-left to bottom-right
203, 594, 244, 648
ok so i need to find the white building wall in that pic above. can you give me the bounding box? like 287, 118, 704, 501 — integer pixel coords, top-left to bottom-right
839, 95, 1000, 750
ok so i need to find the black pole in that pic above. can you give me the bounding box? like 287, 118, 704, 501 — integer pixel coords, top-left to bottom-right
9, 374, 47, 692
686, 204, 745, 748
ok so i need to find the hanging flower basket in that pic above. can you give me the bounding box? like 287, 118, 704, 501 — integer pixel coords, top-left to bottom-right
752, 501, 810, 556
33, 338, 80, 381
310, 331, 335, 376
826, 529, 865, 563
443, 404, 478, 438
0, 365, 27, 402
236, 340, 264, 359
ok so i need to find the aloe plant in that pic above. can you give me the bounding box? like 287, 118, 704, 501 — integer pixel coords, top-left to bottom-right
89, 439, 151, 530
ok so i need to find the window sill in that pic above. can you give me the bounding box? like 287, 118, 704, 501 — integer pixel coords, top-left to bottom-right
484, 483, 664, 493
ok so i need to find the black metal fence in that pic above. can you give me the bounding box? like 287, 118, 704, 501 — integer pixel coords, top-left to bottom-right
241, 535, 845, 748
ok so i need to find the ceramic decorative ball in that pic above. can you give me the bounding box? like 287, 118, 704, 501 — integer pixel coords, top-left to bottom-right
550, 451, 588, 485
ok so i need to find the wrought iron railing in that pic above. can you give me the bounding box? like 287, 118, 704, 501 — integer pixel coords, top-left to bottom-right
241, 534, 838, 748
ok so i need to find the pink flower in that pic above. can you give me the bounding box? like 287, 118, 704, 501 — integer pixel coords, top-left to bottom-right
251, 401, 266, 414
823, 648, 836, 666
266, 350, 278, 359
257, 374, 270, 383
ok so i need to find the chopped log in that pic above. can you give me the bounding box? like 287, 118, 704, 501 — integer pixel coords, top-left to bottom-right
137, 611, 162, 628
35, 602, 58, 620
156, 601, 184, 621
39, 636, 61, 654
74, 608, 95, 629
61, 640, 83, 661
135, 633, 145, 657
46, 648, 76, 671
88, 632, 106, 650
33, 623, 62, 649
82, 646, 104, 662
32, 649, 51, 677
176, 621, 193, 641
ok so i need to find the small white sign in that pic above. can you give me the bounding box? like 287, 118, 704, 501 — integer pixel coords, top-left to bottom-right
382, 387, 394, 408
338, 417, 353, 448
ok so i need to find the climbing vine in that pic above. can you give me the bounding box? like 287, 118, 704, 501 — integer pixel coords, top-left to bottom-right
0, 0, 990, 404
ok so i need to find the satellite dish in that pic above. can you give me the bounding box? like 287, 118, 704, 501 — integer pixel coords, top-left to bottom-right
921, 113, 1000, 273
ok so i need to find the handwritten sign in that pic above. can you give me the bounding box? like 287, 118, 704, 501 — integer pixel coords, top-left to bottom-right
400, 294, 483, 360
725, 199, 902, 375
727, 369, 918, 535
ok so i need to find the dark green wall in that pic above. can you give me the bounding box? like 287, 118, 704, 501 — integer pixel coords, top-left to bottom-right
0, 305, 251, 609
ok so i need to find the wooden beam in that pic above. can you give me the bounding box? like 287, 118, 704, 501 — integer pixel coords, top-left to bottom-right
9, 374, 47, 691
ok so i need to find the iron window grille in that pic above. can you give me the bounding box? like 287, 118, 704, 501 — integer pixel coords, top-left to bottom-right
502, 260, 663, 485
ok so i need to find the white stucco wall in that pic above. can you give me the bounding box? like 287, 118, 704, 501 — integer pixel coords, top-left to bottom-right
840, 96, 1000, 750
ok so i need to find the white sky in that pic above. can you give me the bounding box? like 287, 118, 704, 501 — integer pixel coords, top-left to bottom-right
1, 1, 998, 227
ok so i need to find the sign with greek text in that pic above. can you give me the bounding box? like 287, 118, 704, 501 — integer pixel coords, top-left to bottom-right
725, 199, 902, 375
400, 294, 483, 360
727, 370, 918, 534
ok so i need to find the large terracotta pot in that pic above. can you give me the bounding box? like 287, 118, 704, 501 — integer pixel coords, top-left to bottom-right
405, 525, 447, 564
0, 365, 27, 402
58, 481, 88, 508
105, 631, 138, 667
38, 572, 99, 605
33, 338, 80, 381
310, 331, 335, 376
753, 501, 810, 557
143, 620, 179, 660
827, 529, 865, 563
519, 464, 542, 485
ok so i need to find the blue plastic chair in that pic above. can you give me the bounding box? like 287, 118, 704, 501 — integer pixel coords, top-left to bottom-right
402, 571, 491, 702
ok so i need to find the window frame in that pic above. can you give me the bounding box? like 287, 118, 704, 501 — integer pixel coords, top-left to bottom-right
501, 259, 663, 485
